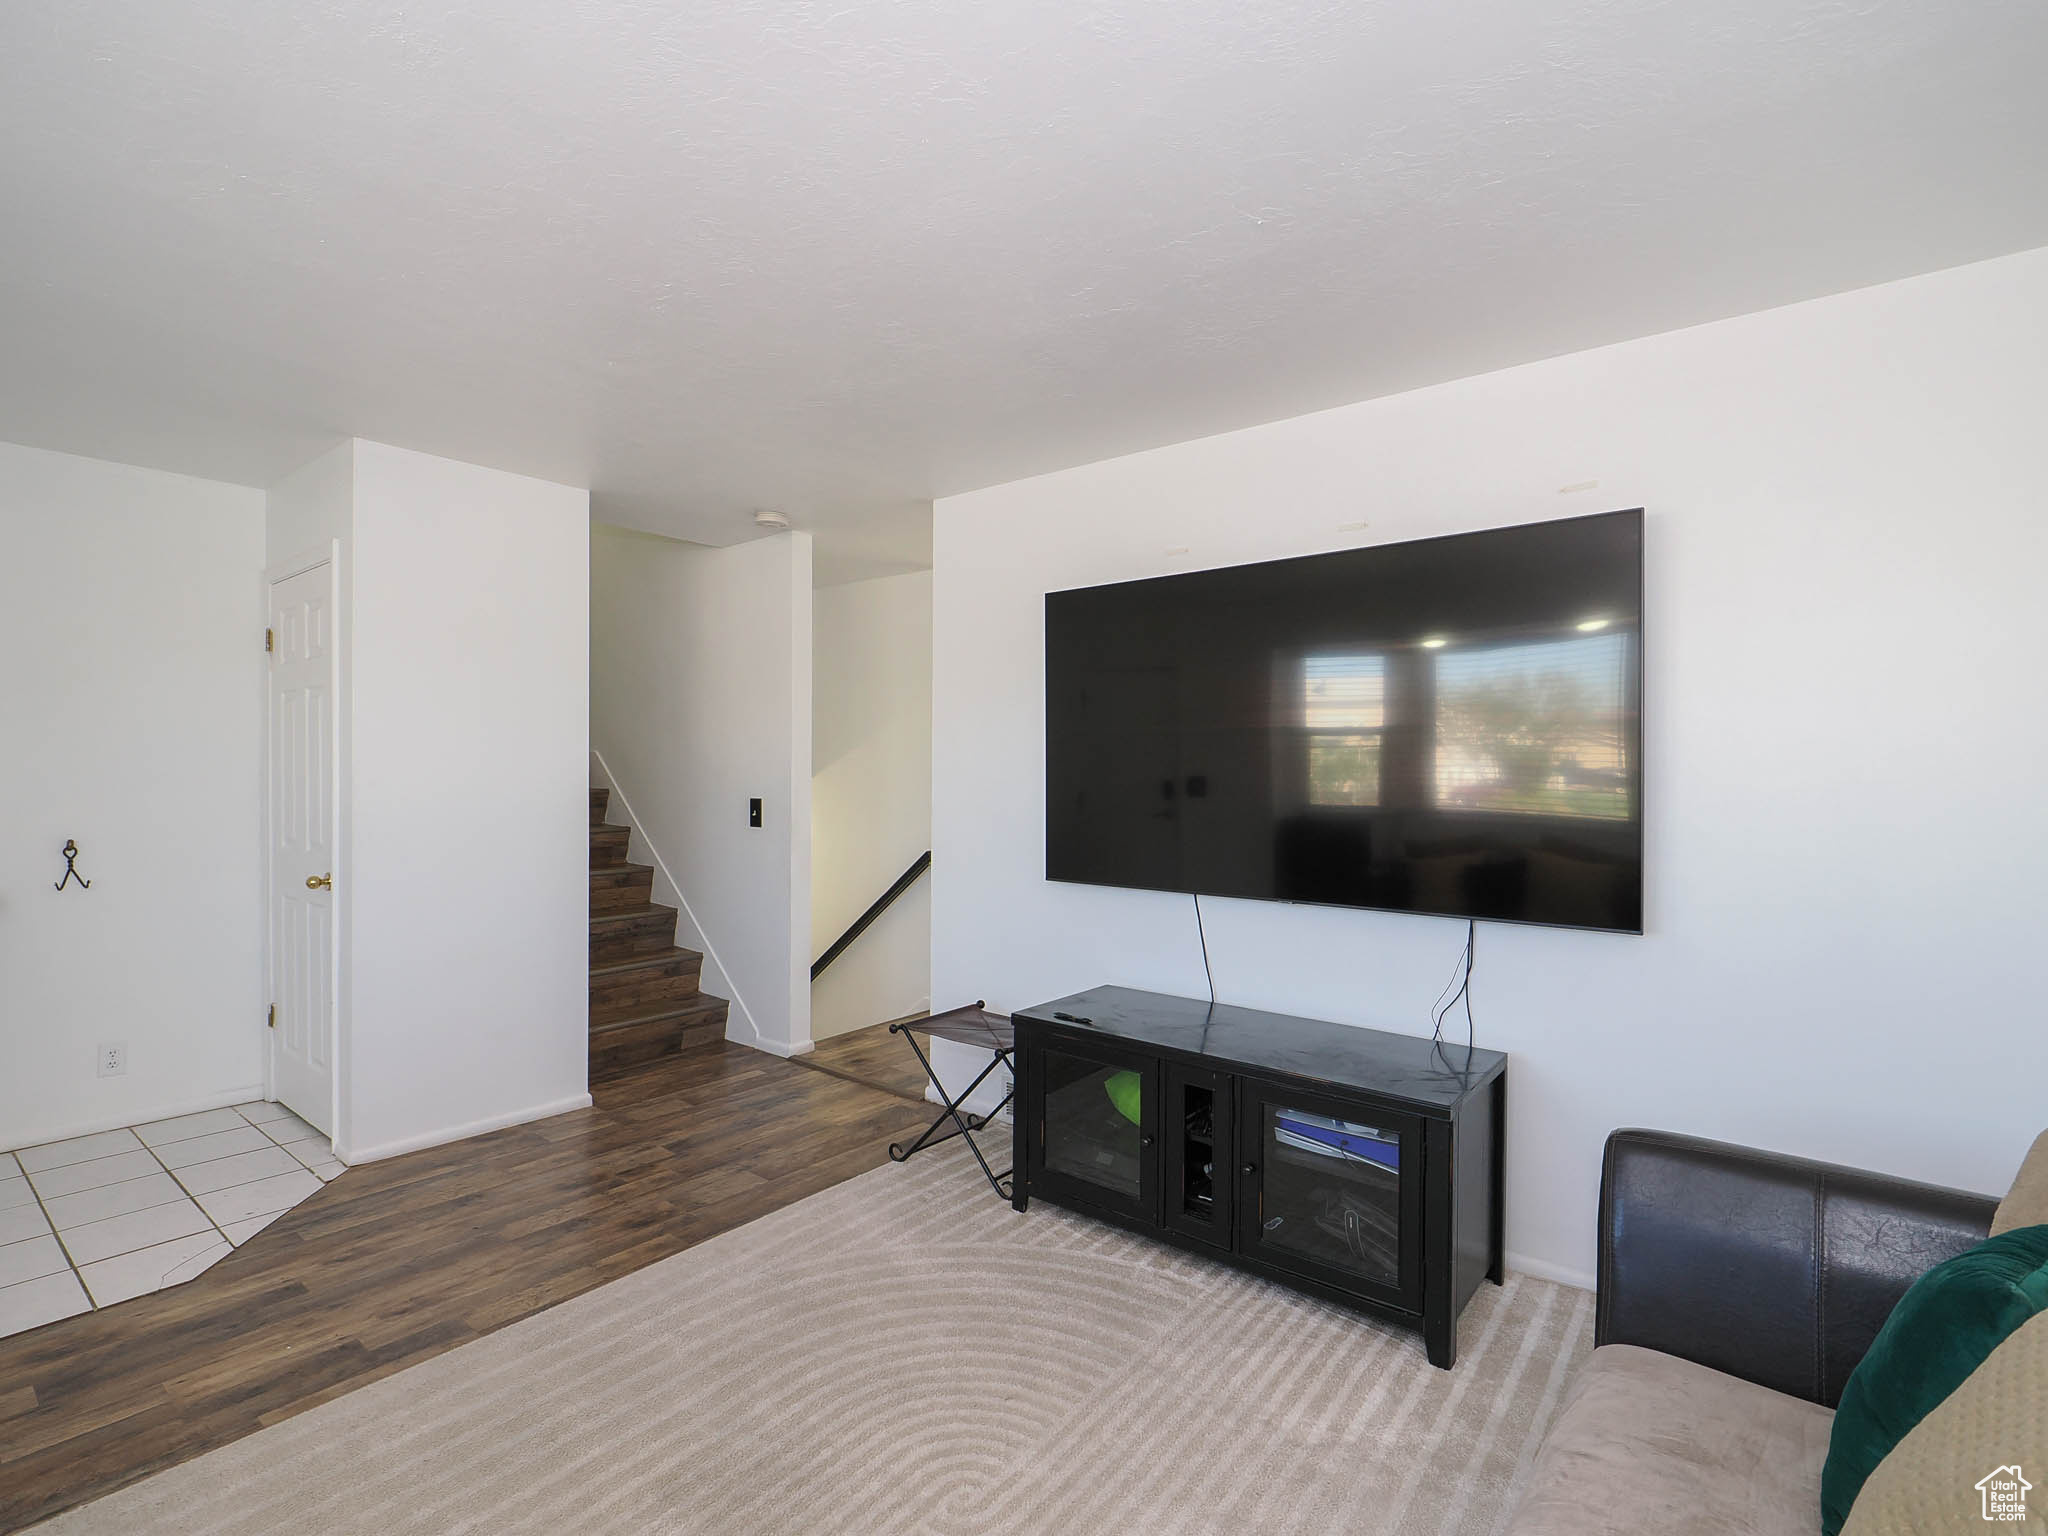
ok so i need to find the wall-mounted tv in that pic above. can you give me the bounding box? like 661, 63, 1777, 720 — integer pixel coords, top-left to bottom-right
1044, 509, 1643, 933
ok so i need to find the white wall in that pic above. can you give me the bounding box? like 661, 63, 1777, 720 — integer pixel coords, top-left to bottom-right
812, 571, 933, 1039
590, 525, 815, 1055
266, 440, 353, 567
1, 441, 267, 1149
336, 442, 592, 1160
932, 246, 2048, 1287
268, 439, 592, 1161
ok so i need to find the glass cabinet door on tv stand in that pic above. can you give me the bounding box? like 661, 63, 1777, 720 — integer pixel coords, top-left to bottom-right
1026, 1038, 1159, 1224
1234, 1078, 1424, 1313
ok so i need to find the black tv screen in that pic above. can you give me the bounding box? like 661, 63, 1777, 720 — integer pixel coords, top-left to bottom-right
1045, 510, 1643, 932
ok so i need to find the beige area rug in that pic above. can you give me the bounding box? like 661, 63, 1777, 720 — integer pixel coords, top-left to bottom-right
39, 1148, 1593, 1536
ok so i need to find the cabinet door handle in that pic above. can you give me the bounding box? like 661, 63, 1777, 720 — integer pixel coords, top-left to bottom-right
1241, 1162, 1257, 1176
1140, 1134, 1155, 1148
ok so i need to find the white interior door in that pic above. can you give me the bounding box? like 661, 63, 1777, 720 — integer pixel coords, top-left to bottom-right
269, 562, 337, 1136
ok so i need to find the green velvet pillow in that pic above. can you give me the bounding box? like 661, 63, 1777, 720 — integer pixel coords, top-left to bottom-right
1102, 1070, 1142, 1126
1821, 1223, 2048, 1535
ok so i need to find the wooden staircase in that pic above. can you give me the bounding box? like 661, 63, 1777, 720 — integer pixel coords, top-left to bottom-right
589, 787, 729, 1080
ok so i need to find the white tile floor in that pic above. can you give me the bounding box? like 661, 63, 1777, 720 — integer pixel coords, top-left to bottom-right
0, 1102, 345, 1340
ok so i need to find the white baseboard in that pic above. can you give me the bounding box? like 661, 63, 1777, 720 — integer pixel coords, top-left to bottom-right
1506, 1251, 1595, 1292
4, 1083, 269, 1156
748, 1037, 815, 1059
336, 1092, 592, 1166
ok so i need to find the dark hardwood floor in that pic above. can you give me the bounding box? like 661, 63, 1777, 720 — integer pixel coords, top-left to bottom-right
793, 1014, 935, 1103
0, 1043, 934, 1534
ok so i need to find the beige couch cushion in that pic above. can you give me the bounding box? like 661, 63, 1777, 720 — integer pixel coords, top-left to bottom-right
1991, 1129, 2048, 1236
1508, 1344, 1834, 1536
1841, 1309, 2048, 1534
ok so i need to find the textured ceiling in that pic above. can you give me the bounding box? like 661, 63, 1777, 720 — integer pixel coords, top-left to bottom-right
2, 2, 2045, 583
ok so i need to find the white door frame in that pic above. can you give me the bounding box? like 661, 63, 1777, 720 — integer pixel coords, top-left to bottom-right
263, 542, 344, 1142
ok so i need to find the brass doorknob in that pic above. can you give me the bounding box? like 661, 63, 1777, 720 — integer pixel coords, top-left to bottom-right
306, 873, 333, 890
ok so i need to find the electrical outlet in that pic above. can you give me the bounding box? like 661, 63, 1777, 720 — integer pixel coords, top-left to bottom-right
97, 1042, 126, 1078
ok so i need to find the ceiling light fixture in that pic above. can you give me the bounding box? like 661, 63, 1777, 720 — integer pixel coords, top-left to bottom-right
1575, 617, 1611, 632
753, 509, 791, 530
1420, 636, 1449, 649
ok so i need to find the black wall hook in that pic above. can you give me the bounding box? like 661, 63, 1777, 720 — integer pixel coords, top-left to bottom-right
55, 839, 90, 892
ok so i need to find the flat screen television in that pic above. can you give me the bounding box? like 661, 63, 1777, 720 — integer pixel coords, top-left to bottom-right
1044, 509, 1643, 932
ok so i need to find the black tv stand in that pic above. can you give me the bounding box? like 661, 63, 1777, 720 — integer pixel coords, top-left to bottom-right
1010, 986, 1506, 1368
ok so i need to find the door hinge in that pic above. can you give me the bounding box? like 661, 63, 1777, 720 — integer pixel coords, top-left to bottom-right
267, 1003, 275, 1030
265, 627, 274, 654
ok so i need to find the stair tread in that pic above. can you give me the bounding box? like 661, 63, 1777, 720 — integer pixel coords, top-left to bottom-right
589, 946, 703, 977
589, 997, 727, 1035
591, 862, 654, 879
589, 902, 675, 925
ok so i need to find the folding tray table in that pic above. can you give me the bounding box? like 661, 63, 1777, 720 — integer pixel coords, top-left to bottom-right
887, 1001, 1015, 1199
